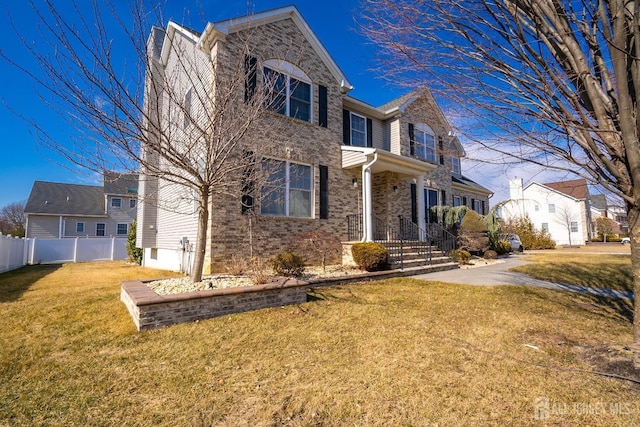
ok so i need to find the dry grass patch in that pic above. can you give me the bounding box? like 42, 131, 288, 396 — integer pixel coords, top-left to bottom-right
511, 253, 632, 292
0, 261, 639, 425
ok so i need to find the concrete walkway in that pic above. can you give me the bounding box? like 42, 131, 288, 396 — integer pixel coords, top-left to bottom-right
411, 255, 634, 300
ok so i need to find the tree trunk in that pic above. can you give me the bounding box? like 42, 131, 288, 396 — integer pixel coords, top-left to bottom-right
629, 205, 640, 367
191, 191, 209, 283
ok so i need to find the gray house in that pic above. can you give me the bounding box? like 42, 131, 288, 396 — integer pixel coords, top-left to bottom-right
25, 171, 138, 239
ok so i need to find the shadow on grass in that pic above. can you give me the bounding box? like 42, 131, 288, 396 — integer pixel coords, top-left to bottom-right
0, 264, 61, 303
521, 285, 633, 324
512, 259, 633, 293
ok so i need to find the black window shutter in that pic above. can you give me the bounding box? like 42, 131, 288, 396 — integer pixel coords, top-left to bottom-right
319, 165, 328, 219
343, 109, 351, 145
319, 85, 328, 128
410, 183, 417, 224
244, 55, 257, 103
441, 190, 446, 206
366, 118, 373, 147
408, 123, 415, 156
463, 196, 467, 206
481, 200, 486, 215
438, 136, 444, 165
241, 150, 255, 213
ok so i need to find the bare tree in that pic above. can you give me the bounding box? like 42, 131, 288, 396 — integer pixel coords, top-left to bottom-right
0, 202, 26, 237
2, 1, 289, 282
361, 0, 640, 364
556, 205, 581, 246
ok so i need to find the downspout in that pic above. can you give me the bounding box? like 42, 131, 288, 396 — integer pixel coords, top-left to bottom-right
361, 152, 379, 241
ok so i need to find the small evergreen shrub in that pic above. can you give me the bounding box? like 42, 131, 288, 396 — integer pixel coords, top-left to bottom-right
126, 220, 143, 265
270, 252, 306, 277
483, 250, 498, 260
351, 242, 389, 271
449, 249, 471, 264
495, 240, 511, 255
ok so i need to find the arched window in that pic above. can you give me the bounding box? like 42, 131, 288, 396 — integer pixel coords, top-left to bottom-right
414, 123, 436, 162
263, 59, 312, 122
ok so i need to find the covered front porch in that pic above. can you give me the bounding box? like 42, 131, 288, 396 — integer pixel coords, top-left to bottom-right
341, 146, 456, 269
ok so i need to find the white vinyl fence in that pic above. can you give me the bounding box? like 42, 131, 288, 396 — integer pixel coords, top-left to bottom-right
0, 234, 128, 274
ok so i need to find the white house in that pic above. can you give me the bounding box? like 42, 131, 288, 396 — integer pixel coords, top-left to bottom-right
500, 178, 592, 246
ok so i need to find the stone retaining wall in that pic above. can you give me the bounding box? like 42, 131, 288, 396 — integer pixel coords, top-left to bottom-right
121, 278, 308, 331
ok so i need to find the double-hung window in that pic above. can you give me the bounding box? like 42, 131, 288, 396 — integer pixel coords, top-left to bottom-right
414, 125, 436, 162
96, 223, 106, 237
261, 159, 312, 218
111, 198, 122, 208
451, 156, 461, 175
570, 221, 578, 232
116, 223, 128, 236
350, 112, 366, 147
263, 61, 311, 122
76, 222, 85, 233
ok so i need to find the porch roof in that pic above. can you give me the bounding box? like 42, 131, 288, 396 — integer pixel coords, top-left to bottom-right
341, 146, 435, 177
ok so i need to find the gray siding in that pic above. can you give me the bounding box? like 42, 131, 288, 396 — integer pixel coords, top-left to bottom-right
26, 215, 60, 238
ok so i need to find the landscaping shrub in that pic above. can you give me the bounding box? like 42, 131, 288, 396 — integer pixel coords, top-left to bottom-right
503, 215, 556, 250
225, 255, 247, 276
449, 249, 471, 264
351, 242, 389, 271
250, 257, 270, 284
126, 220, 143, 265
483, 250, 498, 260
270, 252, 306, 277
495, 240, 511, 255
457, 210, 490, 254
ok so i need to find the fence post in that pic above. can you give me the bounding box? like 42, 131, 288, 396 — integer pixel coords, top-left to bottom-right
73, 237, 79, 263
29, 237, 36, 265
110, 237, 116, 261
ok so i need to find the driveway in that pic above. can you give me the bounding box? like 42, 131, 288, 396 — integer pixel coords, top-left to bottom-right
411, 255, 634, 300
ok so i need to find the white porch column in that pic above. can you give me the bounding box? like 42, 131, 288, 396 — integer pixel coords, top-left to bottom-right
363, 165, 373, 241
417, 174, 426, 238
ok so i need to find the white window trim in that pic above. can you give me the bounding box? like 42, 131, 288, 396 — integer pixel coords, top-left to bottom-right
116, 223, 129, 236
350, 112, 367, 147
263, 60, 313, 122
260, 159, 313, 218
96, 223, 106, 237
451, 156, 461, 175
111, 198, 122, 208
129, 199, 137, 208
414, 123, 436, 162
76, 222, 85, 233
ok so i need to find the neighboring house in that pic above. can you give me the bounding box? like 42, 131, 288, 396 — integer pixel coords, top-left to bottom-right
137, 6, 492, 273
25, 171, 138, 239
501, 178, 592, 245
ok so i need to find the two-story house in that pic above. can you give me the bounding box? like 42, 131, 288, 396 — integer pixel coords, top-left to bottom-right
137, 6, 492, 273
25, 171, 138, 239
500, 178, 592, 245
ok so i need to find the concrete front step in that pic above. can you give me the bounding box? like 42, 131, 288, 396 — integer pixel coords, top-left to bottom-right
388, 256, 453, 270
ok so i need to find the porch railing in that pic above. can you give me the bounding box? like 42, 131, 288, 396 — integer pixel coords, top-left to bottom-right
346, 214, 456, 268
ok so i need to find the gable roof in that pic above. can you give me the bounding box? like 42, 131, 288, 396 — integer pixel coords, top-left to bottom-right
543, 178, 588, 200
103, 171, 139, 196
189, 5, 352, 92
25, 181, 106, 216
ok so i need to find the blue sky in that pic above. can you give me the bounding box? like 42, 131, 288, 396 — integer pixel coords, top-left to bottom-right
0, 1, 528, 209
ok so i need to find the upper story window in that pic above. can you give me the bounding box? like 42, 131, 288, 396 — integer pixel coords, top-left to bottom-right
548, 204, 556, 213
260, 159, 313, 218
263, 60, 312, 122
350, 112, 367, 147
413, 124, 436, 162
451, 156, 461, 175
111, 198, 122, 208
129, 199, 137, 208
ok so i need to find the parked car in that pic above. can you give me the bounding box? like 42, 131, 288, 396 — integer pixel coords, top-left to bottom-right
621, 237, 630, 244
504, 234, 523, 252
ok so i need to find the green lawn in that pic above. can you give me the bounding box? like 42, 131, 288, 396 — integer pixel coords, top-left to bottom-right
0, 261, 638, 426
511, 252, 633, 292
